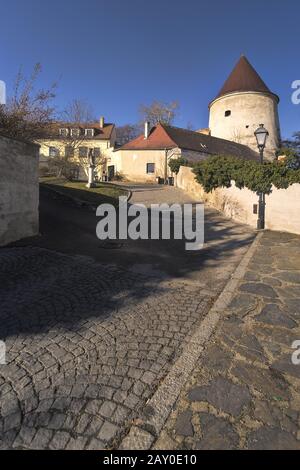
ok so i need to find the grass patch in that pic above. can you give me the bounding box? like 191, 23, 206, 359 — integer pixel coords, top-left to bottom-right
40, 177, 127, 206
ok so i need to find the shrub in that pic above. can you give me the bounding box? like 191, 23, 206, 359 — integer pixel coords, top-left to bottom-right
168, 157, 189, 175
192, 155, 300, 194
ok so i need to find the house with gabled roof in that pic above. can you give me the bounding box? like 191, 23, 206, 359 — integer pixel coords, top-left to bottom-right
111, 121, 259, 182
37, 116, 116, 178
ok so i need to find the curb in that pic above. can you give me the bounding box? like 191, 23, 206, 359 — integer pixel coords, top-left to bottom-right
41, 182, 132, 211
119, 231, 264, 450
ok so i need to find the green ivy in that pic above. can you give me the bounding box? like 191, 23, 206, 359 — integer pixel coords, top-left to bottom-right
192, 155, 300, 194
168, 157, 189, 175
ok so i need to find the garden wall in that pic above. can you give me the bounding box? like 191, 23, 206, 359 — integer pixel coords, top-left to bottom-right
0, 134, 39, 246
176, 166, 300, 235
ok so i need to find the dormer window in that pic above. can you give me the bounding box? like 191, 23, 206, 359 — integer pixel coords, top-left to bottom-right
59, 128, 68, 137
85, 128, 94, 137
225, 110, 231, 117
70, 128, 80, 137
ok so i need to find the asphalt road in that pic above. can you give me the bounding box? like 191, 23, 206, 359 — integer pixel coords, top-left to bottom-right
16, 184, 255, 292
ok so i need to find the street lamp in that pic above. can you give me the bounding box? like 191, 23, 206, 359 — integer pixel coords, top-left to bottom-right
254, 124, 269, 163
254, 124, 269, 229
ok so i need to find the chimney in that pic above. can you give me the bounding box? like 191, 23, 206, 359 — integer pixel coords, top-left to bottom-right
99, 116, 104, 128
144, 121, 150, 139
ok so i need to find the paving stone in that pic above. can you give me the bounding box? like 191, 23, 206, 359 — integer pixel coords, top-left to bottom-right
247, 426, 300, 450
66, 436, 88, 450
196, 413, 239, 450
256, 304, 297, 328
120, 426, 155, 450
30, 429, 53, 449
271, 354, 300, 379
84, 416, 104, 436
228, 292, 256, 311
99, 401, 116, 419
98, 421, 118, 442
48, 413, 66, 430
232, 362, 290, 400
175, 410, 194, 437
141, 371, 156, 385
13, 426, 36, 448
188, 377, 251, 417
200, 344, 234, 372
76, 413, 91, 434
252, 400, 277, 427
3, 412, 21, 432
239, 283, 278, 298
49, 431, 71, 450
233, 334, 265, 362
276, 271, 300, 284
86, 438, 106, 450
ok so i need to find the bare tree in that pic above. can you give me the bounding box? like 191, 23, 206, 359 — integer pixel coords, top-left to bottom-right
116, 124, 140, 145
186, 121, 195, 131
0, 63, 57, 141
139, 100, 179, 127
50, 99, 100, 178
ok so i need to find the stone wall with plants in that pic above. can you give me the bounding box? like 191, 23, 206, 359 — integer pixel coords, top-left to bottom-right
175, 156, 300, 235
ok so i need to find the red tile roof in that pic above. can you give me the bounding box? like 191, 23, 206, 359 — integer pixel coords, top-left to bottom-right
116, 123, 259, 161
117, 123, 176, 150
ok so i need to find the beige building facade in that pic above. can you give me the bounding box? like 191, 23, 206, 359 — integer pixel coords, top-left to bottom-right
37, 117, 116, 179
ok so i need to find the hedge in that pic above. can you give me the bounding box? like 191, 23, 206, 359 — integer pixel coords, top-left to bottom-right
192, 155, 300, 194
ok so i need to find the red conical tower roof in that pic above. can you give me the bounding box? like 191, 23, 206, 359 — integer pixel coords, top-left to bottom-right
214, 55, 278, 101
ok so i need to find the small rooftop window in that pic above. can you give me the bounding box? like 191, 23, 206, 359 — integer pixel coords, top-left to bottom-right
59, 128, 68, 137
85, 128, 94, 137
70, 128, 80, 137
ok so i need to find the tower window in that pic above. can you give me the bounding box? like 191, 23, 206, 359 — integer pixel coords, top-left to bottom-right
246, 125, 249, 128
225, 110, 231, 117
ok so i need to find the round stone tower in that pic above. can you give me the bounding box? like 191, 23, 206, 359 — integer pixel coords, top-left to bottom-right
208, 55, 281, 160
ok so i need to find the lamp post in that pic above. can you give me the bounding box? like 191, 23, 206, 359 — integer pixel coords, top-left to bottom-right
254, 124, 269, 230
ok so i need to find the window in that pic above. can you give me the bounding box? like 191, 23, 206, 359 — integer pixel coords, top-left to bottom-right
59, 128, 68, 137
79, 147, 88, 158
70, 128, 80, 137
49, 146, 58, 157
85, 128, 94, 137
225, 110, 231, 117
146, 163, 155, 174
65, 146, 74, 158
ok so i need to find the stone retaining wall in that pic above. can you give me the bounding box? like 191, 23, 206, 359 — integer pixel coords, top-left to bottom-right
176, 165, 300, 235
0, 134, 39, 245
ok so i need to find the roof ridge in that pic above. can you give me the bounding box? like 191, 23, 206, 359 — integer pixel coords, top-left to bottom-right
212, 55, 278, 102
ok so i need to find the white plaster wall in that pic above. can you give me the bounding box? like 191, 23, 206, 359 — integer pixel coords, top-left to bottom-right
209, 91, 281, 160
110, 149, 172, 182
177, 166, 300, 235
0, 135, 39, 245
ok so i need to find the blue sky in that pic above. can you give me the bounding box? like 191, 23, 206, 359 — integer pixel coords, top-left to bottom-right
0, 0, 299, 138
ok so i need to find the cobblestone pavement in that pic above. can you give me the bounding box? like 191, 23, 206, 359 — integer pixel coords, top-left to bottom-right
157, 231, 300, 450
0, 247, 213, 449
0, 185, 255, 449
